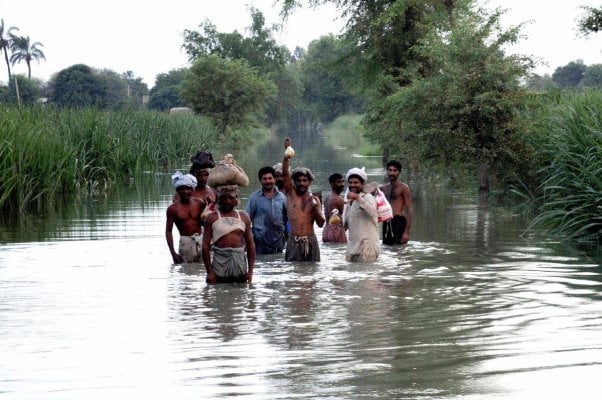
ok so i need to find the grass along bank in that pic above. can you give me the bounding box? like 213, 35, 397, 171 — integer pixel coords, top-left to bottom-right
0, 106, 217, 212
519, 89, 602, 250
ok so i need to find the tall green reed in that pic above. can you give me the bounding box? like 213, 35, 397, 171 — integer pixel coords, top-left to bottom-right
524, 89, 602, 249
0, 106, 217, 212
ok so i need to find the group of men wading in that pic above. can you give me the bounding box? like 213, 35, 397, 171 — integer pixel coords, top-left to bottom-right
165, 137, 413, 284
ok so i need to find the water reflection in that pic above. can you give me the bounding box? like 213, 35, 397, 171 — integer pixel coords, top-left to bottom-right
1, 138, 602, 399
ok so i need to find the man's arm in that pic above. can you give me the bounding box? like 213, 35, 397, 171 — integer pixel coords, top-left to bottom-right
165, 207, 183, 264
282, 137, 293, 194
401, 184, 413, 244
312, 195, 326, 228
202, 213, 217, 284
241, 212, 256, 283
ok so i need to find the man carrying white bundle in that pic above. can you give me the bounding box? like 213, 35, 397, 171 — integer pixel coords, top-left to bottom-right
343, 167, 380, 262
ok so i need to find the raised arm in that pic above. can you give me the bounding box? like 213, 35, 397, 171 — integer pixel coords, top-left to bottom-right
282, 137, 294, 194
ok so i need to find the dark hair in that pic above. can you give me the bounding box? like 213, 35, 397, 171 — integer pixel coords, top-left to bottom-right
258, 166, 276, 180
328, 173, 343, 183
190, 150, 215, 168
386, 160, 402, 171
190, 160, 211, 173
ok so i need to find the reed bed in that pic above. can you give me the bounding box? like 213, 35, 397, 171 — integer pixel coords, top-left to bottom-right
0, 106, 217, 212
525, 89, 602, 249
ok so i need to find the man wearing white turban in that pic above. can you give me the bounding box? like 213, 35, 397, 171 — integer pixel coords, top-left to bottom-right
343, 167, 380, 262
166, 171, 206, 264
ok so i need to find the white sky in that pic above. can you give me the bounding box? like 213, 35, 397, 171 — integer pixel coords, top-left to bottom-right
0, 0, 600, 87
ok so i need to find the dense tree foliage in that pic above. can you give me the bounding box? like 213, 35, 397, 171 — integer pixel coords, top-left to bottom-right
581, 64, 602, 87
147, 69, 187, 111
48, 64, 108, 108
367, 7, 532, 190
281, 0, 532, 191
48, 64, 148, 110
183, 8, 289, 75
301, 35, 360, 122
180, 55, 277, 132
578, 5, 602, 36
0, 74, 41, 105
552, 60, 586, 88
525, 74, 557, 92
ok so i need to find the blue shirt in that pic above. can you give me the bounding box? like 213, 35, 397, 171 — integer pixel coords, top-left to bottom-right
246, 188, 287, 253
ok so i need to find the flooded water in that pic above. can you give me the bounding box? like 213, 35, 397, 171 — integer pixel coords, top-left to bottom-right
1, 138, 601, 399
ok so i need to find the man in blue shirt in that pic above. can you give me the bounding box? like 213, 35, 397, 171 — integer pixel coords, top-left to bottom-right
246, 166, 287, 254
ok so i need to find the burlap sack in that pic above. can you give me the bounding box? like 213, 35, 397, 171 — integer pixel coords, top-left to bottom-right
207, 154, 250, 187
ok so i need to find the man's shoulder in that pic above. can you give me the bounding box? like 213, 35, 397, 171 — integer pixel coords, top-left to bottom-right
248, 189, 263, 199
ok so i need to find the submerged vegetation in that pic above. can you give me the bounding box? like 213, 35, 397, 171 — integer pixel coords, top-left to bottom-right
0, 106, 216, 212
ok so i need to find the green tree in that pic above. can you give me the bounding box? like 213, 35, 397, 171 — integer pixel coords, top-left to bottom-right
180, 55, 277, 132
552, 60, 586, 88
48, 64, 108, 108
581, 64, 602, 87
265, 63, 304, 129
0, 19, 18, 81
147, 68, 187, 111
525, 73, 557, 92
97, 69, 133, 110
577, 5, 602, 36
301, 34, 361, 123
364, 6, 532, 192
9, 35, 45, 79
3, 74, 41, 105
183, 8, 289, 75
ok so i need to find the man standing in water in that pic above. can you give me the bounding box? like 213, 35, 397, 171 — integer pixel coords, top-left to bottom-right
381, 160, 413, 245
246, 166, 287, 254
344, 167, 379, 262
166, 172, 205, 263
202, 185, 255, 284
282, 137, 325, 261
173, 160, 217, 206
322, 172, 347, 243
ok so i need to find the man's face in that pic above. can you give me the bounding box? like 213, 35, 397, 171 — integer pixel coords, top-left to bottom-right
331, 178, 345, 194
274, 172, 284, 189
348, 177, 364, 194
293, 175, 311, 194
193, 169, 209, 187
217, 193, 237, 211
387, 166, 400, 182
261, 173, 275, 191
176, 185, 193, 201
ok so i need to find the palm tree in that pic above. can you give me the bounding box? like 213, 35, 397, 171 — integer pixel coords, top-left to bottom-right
10, 35, 45, 79
0, 18, 18, 81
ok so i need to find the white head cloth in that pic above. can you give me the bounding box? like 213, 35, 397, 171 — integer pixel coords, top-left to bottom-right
172, 171, 198, 188
345, 167, 367, 183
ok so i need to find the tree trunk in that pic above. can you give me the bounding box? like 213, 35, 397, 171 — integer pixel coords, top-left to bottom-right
478, 162, 489, 194
14, 76, 21, 108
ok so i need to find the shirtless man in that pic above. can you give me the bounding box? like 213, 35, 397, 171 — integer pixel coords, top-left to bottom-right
381, 160, 413, 245
282, 137, 326, 261
173, 160, 217, 205
166, 172, 206, 263
202, 185, 255, 284
322, 173, 347, 243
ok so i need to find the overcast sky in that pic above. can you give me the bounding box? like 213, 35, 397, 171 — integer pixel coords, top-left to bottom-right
1, 0, 600, 87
